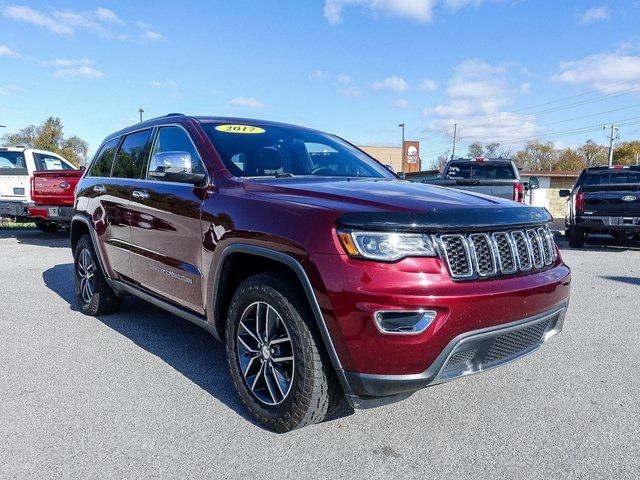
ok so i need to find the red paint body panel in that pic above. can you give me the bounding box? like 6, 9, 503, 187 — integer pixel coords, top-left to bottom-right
30, 170, 82, 206
306, 250, 570, 375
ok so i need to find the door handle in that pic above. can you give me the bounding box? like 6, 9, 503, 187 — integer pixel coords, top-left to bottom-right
132, 190, 149, 200
93, 185, 106, 194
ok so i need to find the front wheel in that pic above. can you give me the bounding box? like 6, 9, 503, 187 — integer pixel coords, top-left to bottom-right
225, 272, 344, 432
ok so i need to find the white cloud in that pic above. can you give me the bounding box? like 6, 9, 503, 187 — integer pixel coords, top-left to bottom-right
0, 45, 19, 57
425, 59, 540, 143
580, 6, 610, 25
419, 79, 437, 91
53, 66, 105, 79
372, 75, 409, 92
95, 7, 125, 25
324, 0, 436, 24
0, 84, 19, 96
41, 58, 93, 68
392, 98, 409, 108
229, 97, 266, 109
338, 86, 363, 97
444, 0, 484, 10
140, 30, 164, 42
552, 53, 640, 92
336, 74, 352, 84
3, 5, 161, 41
151, 79, 178, 88
3, 5, 73, 35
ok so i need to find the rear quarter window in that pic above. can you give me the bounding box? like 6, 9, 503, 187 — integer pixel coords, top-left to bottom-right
88, 138, 120, 177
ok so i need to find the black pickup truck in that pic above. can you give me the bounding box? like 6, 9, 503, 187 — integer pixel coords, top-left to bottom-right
560, 165, 640, 248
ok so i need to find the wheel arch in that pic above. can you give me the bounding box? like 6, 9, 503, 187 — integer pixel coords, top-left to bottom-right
210, 244, 347, 383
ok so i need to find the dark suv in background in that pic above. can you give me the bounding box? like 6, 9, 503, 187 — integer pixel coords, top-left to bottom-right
71, 114, 571, 432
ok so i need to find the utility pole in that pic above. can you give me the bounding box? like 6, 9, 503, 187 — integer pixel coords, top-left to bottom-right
603, 124, 620, 166
139, 108, 144, 123
398, 123, 405, 166
447, 123, 458, 160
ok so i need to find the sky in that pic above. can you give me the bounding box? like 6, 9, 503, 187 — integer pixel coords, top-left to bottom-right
1, 0, 640, 165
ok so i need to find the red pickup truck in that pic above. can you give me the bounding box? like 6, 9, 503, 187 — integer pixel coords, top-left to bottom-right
28, 170, 83, 232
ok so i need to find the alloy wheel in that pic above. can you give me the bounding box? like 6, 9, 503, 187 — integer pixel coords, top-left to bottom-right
236, 301, 295, 406
77, 248, 95, 304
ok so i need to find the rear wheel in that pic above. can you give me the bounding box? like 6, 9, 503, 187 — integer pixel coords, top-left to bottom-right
568, 226, 585, 248
34, 219, 60, 233
225, 272, 344, 432
73, 235, 122, 316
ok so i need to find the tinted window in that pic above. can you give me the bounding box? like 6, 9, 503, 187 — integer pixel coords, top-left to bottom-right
584, 170, 640, 185
33, 153, 75, 171
88, 138, 120, 177
203, 123, 391, 178
444, 162, 516, 180
147, 126, 205, 182
112, 130, 152, 179
0, 151, 28, 175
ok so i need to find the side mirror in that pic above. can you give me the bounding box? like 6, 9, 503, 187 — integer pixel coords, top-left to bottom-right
559, 189, 571, 198
79, 165, 86, 171
528, 176, 539, 190
396, 172, 406, 180
148, 151, 206, 185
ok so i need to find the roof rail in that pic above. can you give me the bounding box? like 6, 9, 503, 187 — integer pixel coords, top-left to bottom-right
164, 113, 184, 117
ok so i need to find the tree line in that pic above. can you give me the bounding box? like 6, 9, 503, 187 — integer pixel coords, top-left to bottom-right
442, 139, 640, 172
1, 117, 88, 167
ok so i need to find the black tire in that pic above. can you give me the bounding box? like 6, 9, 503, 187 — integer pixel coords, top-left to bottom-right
73, 235, 123, 316
568, 226, 585, 248
34, 219, 60, 233
225, 271, 344, 433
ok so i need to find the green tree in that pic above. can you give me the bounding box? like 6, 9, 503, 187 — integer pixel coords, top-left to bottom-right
1, 117, 88, 166
612, 141, 640, 165
513, 141, 557, 171
467, 142, 484, 157
578, 139, 607, 167
485, 142, 500, 157
554, 148, 584, 171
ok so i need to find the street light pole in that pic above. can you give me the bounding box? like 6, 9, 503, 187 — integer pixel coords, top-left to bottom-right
398, 123, 405, 168
139, 108, 144, 123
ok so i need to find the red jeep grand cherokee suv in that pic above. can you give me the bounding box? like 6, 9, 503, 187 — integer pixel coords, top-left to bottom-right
71, 115, 571, 432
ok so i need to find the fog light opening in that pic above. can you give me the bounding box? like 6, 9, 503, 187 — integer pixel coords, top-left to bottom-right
374, 310, 436, 335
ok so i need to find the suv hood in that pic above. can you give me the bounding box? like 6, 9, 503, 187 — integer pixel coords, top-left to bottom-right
242, 178, 550, 230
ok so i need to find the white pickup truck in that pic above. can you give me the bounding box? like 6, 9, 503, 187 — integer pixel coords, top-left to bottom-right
0, 147, 77, 227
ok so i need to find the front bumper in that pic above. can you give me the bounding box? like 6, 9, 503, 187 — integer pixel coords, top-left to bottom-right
576, 215, 640, 231
0, 200, 29, 218
343, 305, 566, 407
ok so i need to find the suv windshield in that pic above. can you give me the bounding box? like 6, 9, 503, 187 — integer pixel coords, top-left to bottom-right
202, 122, 392, 179
0, 151, 28, 175
444, 161, 516, 180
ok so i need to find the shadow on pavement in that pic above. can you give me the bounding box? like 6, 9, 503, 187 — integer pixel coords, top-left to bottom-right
599, 275, 640, 286
42, 263, 257, 427
0, 228, 70, 248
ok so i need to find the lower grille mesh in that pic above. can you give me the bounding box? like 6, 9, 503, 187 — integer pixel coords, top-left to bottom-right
483, 319, 551, 364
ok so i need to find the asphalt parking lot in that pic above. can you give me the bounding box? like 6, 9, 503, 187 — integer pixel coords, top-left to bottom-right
1, 228, 639, 479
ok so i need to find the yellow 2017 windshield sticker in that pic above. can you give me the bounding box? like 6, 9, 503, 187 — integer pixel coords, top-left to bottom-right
215, 124, 265, 134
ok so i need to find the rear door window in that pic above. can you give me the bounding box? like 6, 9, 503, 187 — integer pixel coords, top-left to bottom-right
87, 138, 120, 177
0, 151, 28, 175
112, 130, 152, 179
33, 153, 76, 171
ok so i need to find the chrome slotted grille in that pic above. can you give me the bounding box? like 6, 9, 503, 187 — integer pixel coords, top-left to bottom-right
436, 225, 556, 281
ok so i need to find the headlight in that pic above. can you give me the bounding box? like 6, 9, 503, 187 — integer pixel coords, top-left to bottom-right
337, 230, 437, 261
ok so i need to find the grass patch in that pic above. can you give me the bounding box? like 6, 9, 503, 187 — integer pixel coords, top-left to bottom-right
0, 220, 36, 230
